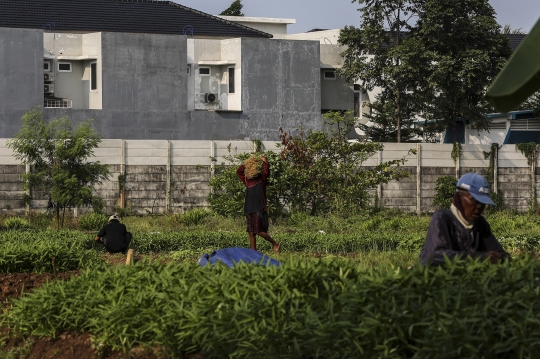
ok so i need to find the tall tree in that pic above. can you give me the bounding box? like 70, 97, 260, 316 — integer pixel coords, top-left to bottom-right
220, 0, 244, 16
414, 0, 512, 136
7, 108, 110, 229
338, 0, 427, 143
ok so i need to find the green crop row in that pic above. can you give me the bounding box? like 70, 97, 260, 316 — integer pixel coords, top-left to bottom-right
1, 229, 540, 273
3, 256, 540, 358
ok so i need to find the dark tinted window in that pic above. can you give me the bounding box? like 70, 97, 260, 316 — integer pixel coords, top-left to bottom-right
228, 67, 235, 93
91, 63, 97, 90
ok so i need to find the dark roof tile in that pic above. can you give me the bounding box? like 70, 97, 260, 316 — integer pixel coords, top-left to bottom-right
0, 0, 272, 38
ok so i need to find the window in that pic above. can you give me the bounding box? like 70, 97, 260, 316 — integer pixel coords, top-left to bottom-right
90, 62, 97, 91
228, 67, 235, 94
324, 71, 336, 80
187, 65, 191, 76
44, 61, 50, 72
58, 62, 72, 72
198, 67, 210, 76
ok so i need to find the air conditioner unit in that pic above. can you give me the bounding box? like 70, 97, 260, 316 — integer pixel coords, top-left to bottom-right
44, 73, 54, 82
205, 93, 217, 103
44, 84, 55, 93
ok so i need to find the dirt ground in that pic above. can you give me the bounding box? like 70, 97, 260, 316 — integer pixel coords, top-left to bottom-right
0, 266, 204, 359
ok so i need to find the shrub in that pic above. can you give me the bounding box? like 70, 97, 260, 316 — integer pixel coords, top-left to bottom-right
78, 213, 108, 231
3, 217, 31, 230
433, 175, 457, 209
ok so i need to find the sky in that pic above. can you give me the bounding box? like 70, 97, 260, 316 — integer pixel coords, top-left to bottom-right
173, 0, 539, 34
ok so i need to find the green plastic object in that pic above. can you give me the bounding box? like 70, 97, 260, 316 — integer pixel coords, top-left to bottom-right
486, 17, 540, 113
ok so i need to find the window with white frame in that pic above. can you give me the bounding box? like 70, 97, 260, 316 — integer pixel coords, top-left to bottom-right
58, 62, 72, 72
324, 71, 336, 80
198, 67, 210, 76
90, 62, 97, 91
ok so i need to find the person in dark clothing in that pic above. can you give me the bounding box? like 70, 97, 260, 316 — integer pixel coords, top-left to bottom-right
95, 215, 133, 254
237, 155, 280, 252
420, 173, 509, 266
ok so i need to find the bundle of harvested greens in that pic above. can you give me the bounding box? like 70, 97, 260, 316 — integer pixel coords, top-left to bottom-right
244, 155, 263, 179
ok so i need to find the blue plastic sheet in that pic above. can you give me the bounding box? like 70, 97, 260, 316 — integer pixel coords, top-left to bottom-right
198, 247, 281, 268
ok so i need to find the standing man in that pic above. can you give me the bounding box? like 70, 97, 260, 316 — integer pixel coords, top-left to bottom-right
95, 215, 133, 259
420, 173, 509, 266
237, 155, 280, 252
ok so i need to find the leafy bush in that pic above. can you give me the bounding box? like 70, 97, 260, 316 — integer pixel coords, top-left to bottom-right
78, 213, 108, 231
2, 217, 31, 230
5, 257, 540, 358
433, 175, 457, 209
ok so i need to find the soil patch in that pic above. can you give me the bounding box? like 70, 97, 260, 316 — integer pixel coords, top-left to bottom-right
0, 271, 80, 303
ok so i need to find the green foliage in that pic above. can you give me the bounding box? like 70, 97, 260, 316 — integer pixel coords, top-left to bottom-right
339, 0, 512, 141
2, 217, 31, 230
279, 111, 415, 214
451, 142, 462, 164
338, 0, 424, 143
432, 176, 457, 209
7, 108, 110, 230
0, 230, 102, 273
219, 0, 244, 16
5, 257, 540, 358
515, 142, 537, 166
209, 113, 415, 216
182, 209, 211, 226
78, 213, 108, 231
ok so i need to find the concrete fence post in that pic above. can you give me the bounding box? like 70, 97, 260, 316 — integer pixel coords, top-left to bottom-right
210, 140, 215, 178
494, 145, 498, 194
455, 147, 460, 179
531, 145, 537, 207
416, 143, 421, 214
377, 150, 382, 207
120, 140, 126, 209
25, 163, 30, 215
166, 140, 171, 213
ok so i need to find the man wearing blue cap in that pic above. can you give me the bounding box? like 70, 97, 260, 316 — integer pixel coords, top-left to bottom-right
420, 173, 509, 266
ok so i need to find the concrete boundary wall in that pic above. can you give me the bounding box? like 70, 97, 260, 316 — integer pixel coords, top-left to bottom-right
0, 140, 536, 214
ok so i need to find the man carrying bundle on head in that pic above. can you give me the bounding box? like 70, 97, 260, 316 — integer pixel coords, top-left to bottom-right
237, 155, 280, 252
420, 173, 509, 266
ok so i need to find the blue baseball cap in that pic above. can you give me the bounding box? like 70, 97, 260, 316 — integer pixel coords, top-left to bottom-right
456, 173, 495, 205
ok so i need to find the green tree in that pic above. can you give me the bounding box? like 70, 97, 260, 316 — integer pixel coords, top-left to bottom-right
340, 0, 512, 142
414, 0, 512, 136
220, 0, 244, 16
7, 108, 110, 229
338, 0, 427, 143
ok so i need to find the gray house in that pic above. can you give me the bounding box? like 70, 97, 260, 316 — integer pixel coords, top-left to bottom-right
0, 0, 324, 141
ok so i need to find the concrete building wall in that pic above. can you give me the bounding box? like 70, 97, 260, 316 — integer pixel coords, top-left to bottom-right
83, 33, 102, 109
241, 38, 322, 139
0, 28, 43, 138
101, 32, 187, 112
54, 60, 85, 109
321, 71, 353, 111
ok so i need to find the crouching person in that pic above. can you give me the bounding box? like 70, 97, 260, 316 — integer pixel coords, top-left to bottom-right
420, 173, 509, 266
95, 215, 133, 255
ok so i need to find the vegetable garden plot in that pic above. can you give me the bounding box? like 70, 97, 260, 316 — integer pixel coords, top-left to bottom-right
3, 257, 540, 359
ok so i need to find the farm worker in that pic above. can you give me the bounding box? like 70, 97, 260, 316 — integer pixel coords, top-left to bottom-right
237, 155, 280, 252
94, 215, 133, 255
420, 173, 509, 266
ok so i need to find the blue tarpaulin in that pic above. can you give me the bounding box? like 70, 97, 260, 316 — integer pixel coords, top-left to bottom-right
198, 247, 281, 268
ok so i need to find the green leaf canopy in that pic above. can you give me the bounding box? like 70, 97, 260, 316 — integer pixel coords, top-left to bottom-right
486, 18, 540, 113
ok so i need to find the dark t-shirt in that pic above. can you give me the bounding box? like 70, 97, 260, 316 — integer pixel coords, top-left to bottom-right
237, 161, 269, 215
97, 221, 128, 253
